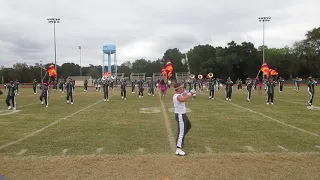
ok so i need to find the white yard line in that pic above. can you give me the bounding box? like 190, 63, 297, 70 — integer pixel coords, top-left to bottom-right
138, 148, 145, 153
245, 146, 255, 152
16, 149, 28, 156
205, 146, 213, 153
0, 99, 103, 150
96, 147, 104, 154
216, 98, 319, 137
315, 145, 320, 149
158, 91, 175, 152
62, 149, 69, 154
277, 145, 289, 151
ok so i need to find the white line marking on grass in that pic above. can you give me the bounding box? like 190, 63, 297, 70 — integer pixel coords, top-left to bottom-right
205, 146, 213, 153
0, 110, 21, 116
62, 149, 69, 154
315, 145, 320, 149
278, 145, 289, 151
0, 100, 103, 150
245, 146, 255, 152
96, 147, 104, 154
138, 148, 145, 153
16, 149, 28, 156
217, 98, 320, 137
158, 91, 175, 152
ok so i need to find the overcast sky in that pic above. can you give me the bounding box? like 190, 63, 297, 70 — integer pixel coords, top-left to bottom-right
0, 0, 319, 67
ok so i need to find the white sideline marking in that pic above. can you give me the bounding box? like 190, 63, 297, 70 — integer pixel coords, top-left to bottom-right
96, 147, 104, 154
0, 110, 21, 116
315, 145, 320, 149
138, 148, 145, 153
205, 146, 213, 153
158, 91, 175, 152
62, 149, 69, 154
217, 98, 319, 137
245, 146, 255, 152
275, 98, 320, 110
16, 149, 28, 156
0, 100, 103, 150
278, 145, 288, 151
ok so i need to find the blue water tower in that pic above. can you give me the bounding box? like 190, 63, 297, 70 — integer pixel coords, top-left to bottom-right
102, 43, 117, 77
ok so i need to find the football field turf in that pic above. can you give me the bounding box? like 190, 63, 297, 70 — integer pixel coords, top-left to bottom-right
0, 86, 319, 179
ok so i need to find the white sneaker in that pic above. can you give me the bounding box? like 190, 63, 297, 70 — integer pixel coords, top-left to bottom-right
152, 95, 154, 96
67, 100, 69, 104
71, 102, 73, 105
229, 99, 231, 101
266, 102, 269, 105
46, 105, 48, 108
104, 99, 106, 102
124, 98, 126, 100
175, 148, 186, 156
212, 97, 215, 100
226, 98, 228, 101
8, 106, 11, 110
209, 96, 212, 99
141, 96, 143, 98
13, 107, 16, 110
139, 96, 141, 98
41, 101, 44, 105
107, 99, 109, 102
271, 103, 274, 105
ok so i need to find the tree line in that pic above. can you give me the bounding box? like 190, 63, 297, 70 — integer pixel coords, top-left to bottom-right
1, 27, 319, 83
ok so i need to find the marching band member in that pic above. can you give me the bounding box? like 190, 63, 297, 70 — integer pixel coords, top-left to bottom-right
149, 79, 155, 96
258, 79, 263, 96
278, 77, 284, 92
208, 78, 215, 99
6, 80, 17, 110
60, 79, 65, 93
160, 79, 167, 98
32, 79, 38, 94
173, 82, 193, 156
94, 79, 98, 91
307, 76, 317, 106
198, 75, 203, 92
246, 78, 253, 102
103, 79, 110, 101
98, 79, 102, 92
225, 77, 233, 101
84, 79, 88, 92
137, 77, 144, 98
295, 77, 302, 93
66, 78, 74, 104
266, 77, 275, 105
237, 79, 242, 90
110, 78, 114, 90
121, 79, 127, 100
39, 82, 49, 108
131, 79, 136, 93
215, 78, 220, 91
15, 80, 20, 95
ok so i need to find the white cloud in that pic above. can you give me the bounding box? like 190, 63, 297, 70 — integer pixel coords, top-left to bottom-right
0, 0, 319, 67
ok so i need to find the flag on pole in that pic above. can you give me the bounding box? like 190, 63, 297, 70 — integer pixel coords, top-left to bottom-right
48, 64, 57, 78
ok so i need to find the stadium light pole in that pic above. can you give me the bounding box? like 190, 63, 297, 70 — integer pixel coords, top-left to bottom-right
79, 46, 82, 76
258, 17, 271, 64
47, 18, 60, 75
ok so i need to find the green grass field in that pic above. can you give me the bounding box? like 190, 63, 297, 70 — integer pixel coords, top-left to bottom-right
0, 86, 319, 180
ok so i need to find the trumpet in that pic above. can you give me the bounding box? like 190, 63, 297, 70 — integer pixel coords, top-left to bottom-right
198, 74, 203, 79
207, 72, 213, 79
190, 74, 195, 79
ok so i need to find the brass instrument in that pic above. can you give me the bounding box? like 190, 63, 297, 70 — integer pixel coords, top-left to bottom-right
208, 72, 213, 79
198, 74, 203, 79
190, 74, 195, 79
